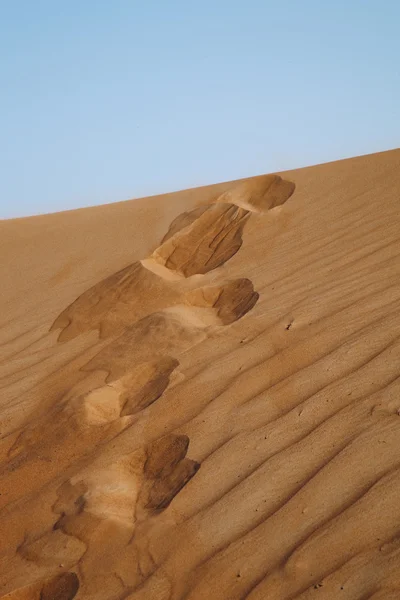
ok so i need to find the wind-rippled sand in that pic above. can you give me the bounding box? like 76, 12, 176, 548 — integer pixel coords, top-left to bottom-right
1, 150, 400, 599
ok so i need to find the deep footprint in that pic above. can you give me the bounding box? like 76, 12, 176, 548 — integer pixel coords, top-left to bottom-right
1, 572, 79, 600
142, 434, 200, 511
50, 261, 181, 341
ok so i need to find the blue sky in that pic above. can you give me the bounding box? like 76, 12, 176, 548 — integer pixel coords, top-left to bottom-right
1, 1, 399, 218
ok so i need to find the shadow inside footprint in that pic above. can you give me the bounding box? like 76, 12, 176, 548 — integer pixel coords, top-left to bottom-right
1, 572, 79, 600
142, 434, 200, 511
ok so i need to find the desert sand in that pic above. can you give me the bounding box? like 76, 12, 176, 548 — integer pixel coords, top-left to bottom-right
1, 149, 400, 599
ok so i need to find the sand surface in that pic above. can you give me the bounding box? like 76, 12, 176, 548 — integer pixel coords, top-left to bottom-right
1, 149, 400, 599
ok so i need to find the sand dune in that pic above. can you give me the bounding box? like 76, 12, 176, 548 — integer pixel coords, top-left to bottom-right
0, 150, 400, 599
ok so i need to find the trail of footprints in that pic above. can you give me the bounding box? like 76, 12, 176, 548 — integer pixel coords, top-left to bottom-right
2, 175, 294, 599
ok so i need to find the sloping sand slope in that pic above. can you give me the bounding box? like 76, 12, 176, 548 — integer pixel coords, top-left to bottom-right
1, 149, 400, 599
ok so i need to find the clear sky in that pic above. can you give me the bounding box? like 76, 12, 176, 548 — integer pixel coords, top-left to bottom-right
1, 1, 399, 218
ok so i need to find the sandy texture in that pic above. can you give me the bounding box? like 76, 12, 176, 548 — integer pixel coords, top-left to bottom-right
1, 150, 400, 599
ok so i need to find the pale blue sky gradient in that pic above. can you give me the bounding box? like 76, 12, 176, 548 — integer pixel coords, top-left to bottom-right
1, 1, 399, 218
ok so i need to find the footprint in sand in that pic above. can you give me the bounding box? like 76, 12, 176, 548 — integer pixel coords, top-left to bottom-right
0, 572, 79, 600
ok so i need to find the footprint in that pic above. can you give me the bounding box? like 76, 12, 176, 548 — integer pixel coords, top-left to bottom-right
0, 572, 79, 600
58, 355, 180, 427
140, 433, 200, 511
118, 356, 179, 416
40, 572, 79, 600
185, 278, 259, 325
52, 434, 199, 530
17, 527, 85, 569
150, 203, 250, 277
216, 173, 295, 213
145, 457, 200, 511
53, 458, 143, 530
50, 261, 181, 341
82, 310, 206, 382
149, 174, 294, 277
82, 278, 258, 384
